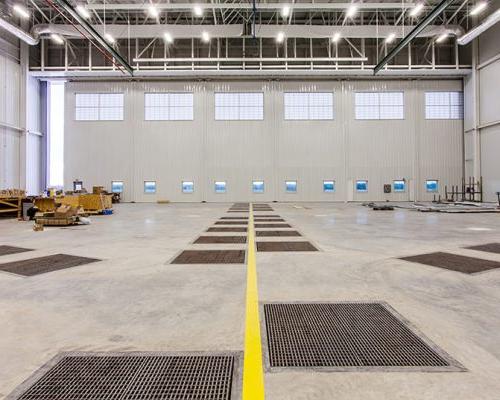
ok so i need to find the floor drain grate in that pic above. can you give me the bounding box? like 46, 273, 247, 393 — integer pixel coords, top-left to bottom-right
171, 250, 245, 264
0, 245, 33, 257
257, 241, 318, 252
255, 223, 291, 228
220, 217, 249, 220
400, 251, 500, 274
256, 231, 302, 237
0, 254, 101, 277
207, 227, 247, 233
215, 221, 248, 225
263, 303, 463, 371
465, 243, 500, 254
7, 352, 240, 400
254, 218, 285, 222
194, 236, 247, 244
227, 211, 249, 214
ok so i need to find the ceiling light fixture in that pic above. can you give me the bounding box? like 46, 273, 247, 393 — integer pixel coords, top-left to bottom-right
76, 5, 90, 19
104, 33, 115, 44
409, 3, 424, 17
276, 31, 285, 43
385, 33, 396, 43
164, 32, 173, 43
346, 4, 358, 18
470, 1, 487, 16
13, 4, 30, 19
148, 5, 159, 17
193, 5, 203, 17
50, 33, 64, 44
436, 33, 448, 43
332, 32, 341, 43
281, 5, 291, 18
201, 31, 210, 42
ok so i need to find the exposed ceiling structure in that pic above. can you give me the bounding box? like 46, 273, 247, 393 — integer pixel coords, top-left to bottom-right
0, 0, 496, 78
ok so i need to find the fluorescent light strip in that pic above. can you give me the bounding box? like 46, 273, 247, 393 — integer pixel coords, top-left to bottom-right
470, 2, 487, 16
13, 4, 30, 19
409, 3, 424, 17
76, 5, 90, 19
385, 33, 396, 43
104, 33, 115, 44
436, 33, 448, 43
50, 33, 64, 44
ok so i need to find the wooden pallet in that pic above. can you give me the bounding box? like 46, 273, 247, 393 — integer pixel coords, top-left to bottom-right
0, 197, 23, 219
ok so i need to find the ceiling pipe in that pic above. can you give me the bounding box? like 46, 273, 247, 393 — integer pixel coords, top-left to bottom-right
457, 8, 500, 45
0, 16, 38, 45
50, 0, 134, 76
374, 0, 456, 75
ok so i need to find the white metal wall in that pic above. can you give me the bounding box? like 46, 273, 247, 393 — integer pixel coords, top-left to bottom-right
65, 79, 463, 202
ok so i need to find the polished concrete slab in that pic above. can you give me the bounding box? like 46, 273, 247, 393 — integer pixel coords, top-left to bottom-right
1, 203, 500, 399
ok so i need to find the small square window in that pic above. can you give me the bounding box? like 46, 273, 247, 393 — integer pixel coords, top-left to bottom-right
426, 180, 438, 192
144, 181, 156, 194
285, 180, 297, 193
356, 180, 368, 192
215, 181, 227, 193
393, 180, 406, 192
111, 181, 124, 193
73, 180, 83, 191
253, 180, 264, 193
323, 180, 335, 193
182, 181, 194, 193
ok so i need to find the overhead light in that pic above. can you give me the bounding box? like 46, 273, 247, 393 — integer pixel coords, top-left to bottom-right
409, 3, 424, 17
201, 31, 210, 42
164, 32, 173, 43
470, 1, 487, 16
436, 33, 448, 43
385, 33, 396, 43
148, 5, 159, 18
346, 4, 358, 18
332, 32, 341, 43
458, 9, 500, 45
281, 5, 291, 18
193, 5, 203, 17
104, 33, 115, 44
276, 31, 285, 43
50, 33, 64, 45
76, 5, 90, 19
13, 4, 30, 19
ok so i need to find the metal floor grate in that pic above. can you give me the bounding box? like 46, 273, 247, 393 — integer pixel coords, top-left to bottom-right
220, 217, 249, 220
171, 250, 246, 264
256, 241, 318, 252
254, 223, 291, 228
7, 352, 240, 400
0, 254, 101, 277
227, 211, 249, 214
254, 218, 285, 222
207, 227, 247, 233
263, 303, 462, 371
0, 245, 33, 256
400, 251, 500, 274
256, 231, 302, 237
465, 243, 500, 254
215, 221, 248, 225
194, 236, 247, 244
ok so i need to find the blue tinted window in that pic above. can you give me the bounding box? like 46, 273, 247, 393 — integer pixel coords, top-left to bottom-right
182, 181, 194, 193
393, 180, 405, 192
253, 181, 264, 193
356, 180, 368, 192
215, 181, 227, 193
285, 181, 297, 193
323, 180, 335, 193
111, 181, 123, 193
426, 180, 438, 192
144, 181, 156, 194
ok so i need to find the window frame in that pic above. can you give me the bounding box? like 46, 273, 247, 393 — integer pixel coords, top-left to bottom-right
252, 180, 265, 194
144, 92, 194, 121
144, 180, 157, 194
323, 180, 335, 193
75, 92, 124, 121
426, 180, 439, 193
182, 181, 194, 193
111, 180, 124, 193
354, 91, 404, 121
356, 180, 368, 193
285, 180, 297, 193
393, 180, 406, 193
284, 92, 334, 121
214, 181, 227, 194
424, 91, 464, 120
214, 92, 264, 121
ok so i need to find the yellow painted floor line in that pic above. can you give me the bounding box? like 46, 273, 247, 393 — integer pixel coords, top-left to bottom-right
242, 204, 265, 400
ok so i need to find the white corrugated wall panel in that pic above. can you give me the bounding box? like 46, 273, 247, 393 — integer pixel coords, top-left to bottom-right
481, 125, 500, 201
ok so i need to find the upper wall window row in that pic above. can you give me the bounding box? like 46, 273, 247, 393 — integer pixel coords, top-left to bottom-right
425, 91, 463, 120
145, 93, 194, 121
355, 92, 404, 120
284, 92, 334, 120
215, 92, 264, 120
75, 93, 124, 121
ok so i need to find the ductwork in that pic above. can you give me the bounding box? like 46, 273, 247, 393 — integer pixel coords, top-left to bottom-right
0, 16, 38, 45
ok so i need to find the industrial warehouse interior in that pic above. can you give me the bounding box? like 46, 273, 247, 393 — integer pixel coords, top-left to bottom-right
1, 0, 500, 399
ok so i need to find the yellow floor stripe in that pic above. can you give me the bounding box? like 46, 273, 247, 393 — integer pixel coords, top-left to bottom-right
242, 204, 265, 400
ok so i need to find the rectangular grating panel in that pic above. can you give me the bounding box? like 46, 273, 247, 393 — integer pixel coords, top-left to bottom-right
194, 236, 247, 244
264, 303, 459, 370
207, 227, 247, 233
215, 221, 248, 225
8, 352, 239, 400
0, 245, 33, 256
399, 252, 500, 274
465, 243, 500, 254
256, 231, 302, 237
254, 218, 285, 222
255, 223, 292, 228
257, 241, 318, 252
171, 250, 245, 264
0, 254, 101, 277
220, 217, 249, 220
227, 211, 249, 214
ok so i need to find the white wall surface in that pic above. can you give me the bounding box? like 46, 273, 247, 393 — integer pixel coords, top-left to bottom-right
65, 79, 463, 202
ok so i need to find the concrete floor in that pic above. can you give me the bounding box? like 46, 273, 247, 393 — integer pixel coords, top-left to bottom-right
1, 202, 500, 399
